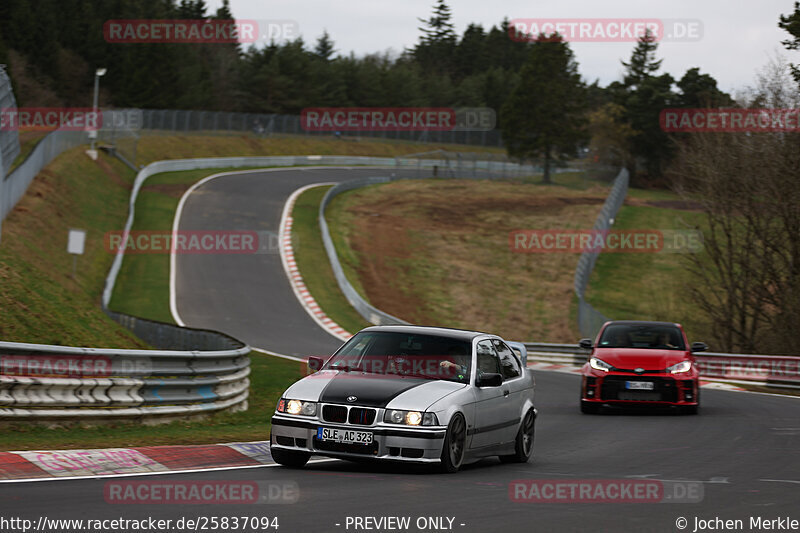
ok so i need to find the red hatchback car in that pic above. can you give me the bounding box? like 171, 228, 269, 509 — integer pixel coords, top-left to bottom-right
579, 321, 707, 414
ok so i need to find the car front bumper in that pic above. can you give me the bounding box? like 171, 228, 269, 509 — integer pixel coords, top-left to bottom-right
581, 372, 699, 406
271, 414, 447, 463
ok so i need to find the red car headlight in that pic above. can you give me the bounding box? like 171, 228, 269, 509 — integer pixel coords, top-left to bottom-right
667, 361, 692, 374
589, 357, 613, 372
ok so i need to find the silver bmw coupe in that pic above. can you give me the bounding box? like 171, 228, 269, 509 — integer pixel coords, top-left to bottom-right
270, 325, 537, 473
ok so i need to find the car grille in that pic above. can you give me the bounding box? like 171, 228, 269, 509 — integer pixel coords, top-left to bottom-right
313, 437, 379, 455
600, 376, 678, 402
321, 404, 377, 425
322, 405, 348, 423
348, 407, 376, 425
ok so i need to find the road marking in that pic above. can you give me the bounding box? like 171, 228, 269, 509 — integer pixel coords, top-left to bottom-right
278, 182, 351, 341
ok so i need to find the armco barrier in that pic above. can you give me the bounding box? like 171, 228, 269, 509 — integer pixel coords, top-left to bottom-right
523, 342, 800, 390
574, 168, 629, 339
0, 340, 250, 421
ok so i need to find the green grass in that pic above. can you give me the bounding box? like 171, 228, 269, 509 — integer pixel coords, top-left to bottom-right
318, 178, 610, 341
0, 148, 148, 348
585, 199, 711, 342
0, 352, 303, 451
292, 186, 371, 334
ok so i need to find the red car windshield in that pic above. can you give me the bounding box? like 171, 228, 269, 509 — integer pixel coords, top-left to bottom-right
598, 324, 686, 350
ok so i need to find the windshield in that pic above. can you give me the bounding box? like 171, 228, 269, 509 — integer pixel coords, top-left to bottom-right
325, 331, 473, 383
598, 324, 686, 350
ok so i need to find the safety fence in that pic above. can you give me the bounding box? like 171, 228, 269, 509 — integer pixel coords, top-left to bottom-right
0, 66, 20, 177
574, 167, 629, 339
522, 342, 800, 390
133, 108, 503, 146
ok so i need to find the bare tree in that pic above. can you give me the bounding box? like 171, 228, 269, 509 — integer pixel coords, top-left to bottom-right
669, 59, 800, 354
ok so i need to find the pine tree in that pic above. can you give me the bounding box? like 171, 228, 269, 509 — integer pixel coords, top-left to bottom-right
500, 36, 588, 183
779, 2, 800, 85
621, 29, 662, 89
414, 0, 457, 73
314, 31, 336, 61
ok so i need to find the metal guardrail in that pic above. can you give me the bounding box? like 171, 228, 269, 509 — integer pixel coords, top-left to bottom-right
574, 168, 629, 339
0, 340, 250, 420
523, 343, 800, 390
319, 177, 410, 326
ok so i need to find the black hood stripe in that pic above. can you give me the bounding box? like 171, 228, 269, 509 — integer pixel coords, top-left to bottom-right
319, 373, 429, 407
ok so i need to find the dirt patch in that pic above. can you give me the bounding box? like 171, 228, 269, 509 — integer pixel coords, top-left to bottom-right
336, 179, 610, 341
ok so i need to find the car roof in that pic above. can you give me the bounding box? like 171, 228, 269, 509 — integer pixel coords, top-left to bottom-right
604, 320, 681, 328
359, 324, 491, 341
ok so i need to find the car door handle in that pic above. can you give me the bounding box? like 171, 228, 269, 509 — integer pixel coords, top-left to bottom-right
503, 388, 510, 397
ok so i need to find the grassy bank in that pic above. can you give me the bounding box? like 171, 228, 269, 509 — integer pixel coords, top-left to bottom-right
585, 196, 711, 343
0, 147, 147, 348
322, 176, 612, 342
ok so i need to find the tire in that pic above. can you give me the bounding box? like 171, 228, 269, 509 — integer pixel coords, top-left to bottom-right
270, 437, 310, 468
682, 403, 699, 415
500, 408, 536, 464
580, 401, 600, 414
440, 413, 467, 473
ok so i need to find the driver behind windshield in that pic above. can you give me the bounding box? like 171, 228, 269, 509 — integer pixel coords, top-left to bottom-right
439, 345, 471, 382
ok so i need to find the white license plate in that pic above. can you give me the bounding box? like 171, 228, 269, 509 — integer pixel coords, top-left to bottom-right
625, 381, 655, 390
317, 427, 373, 445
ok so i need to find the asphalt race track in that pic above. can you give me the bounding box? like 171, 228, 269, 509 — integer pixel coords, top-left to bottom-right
4, 167, 799, 533
173, 166, 421, 356
3, 371, 799, 532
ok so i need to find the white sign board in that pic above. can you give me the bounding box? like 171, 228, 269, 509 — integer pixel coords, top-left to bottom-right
67, 229, 86, 255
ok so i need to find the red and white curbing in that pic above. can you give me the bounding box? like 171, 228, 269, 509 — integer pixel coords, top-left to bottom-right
0, 441, 276, 481
279, 183, 352, 342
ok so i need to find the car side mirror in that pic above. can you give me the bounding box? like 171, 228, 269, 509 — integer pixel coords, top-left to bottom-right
579, 338, 593, 350
690, 342, 708, 353
307, 356, 325, 373
477, 372, 503, 388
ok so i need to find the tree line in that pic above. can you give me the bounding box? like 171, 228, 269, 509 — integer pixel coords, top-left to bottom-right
0, 0, 747, 181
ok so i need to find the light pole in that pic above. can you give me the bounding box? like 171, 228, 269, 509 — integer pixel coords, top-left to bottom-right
89, 68, 106, 155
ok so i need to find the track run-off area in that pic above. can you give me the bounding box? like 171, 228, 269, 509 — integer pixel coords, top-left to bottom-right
3, 167, 798, 533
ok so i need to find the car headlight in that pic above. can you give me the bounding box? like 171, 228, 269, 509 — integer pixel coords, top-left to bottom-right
589, 357, 613, 372
277, 398, 317, 416
667, 361, 692, 374
384, 410, 438, 426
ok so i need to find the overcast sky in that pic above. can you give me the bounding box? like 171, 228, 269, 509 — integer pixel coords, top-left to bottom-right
206, 0, 797, 94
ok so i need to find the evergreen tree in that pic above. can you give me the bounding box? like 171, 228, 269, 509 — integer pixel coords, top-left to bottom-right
314, 31, 336, 61
621, 29, 662, 89
500, 36, 588, 183
414, 0, 457, 73
779, 2, 800, 85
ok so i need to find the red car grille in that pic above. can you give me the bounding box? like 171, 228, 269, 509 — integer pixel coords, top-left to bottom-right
600, 376, 679, 402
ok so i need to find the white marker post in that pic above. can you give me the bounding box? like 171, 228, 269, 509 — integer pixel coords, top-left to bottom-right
67, 229, 86, 279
